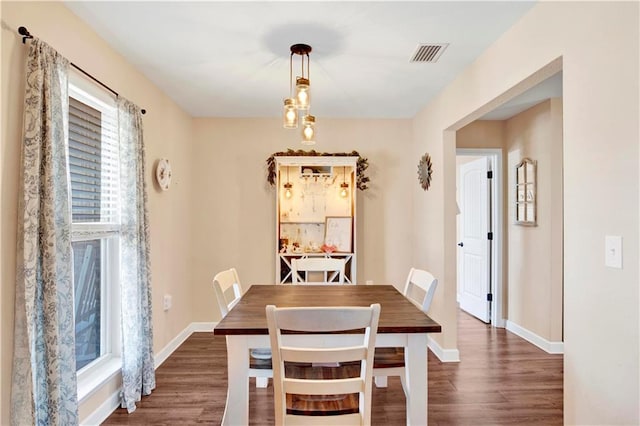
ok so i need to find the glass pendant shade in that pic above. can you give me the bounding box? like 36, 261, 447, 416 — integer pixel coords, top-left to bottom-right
284, 182, 293, 199
283, 98, 298, 129
340, 182, 349, 198
301, 115, 316, 145
295, 77, 310, 110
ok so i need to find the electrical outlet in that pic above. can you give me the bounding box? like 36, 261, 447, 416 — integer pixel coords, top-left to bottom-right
366, 280, 373, 286
163, 294, 172, 311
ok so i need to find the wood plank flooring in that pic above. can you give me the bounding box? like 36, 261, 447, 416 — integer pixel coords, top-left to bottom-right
103, 311, 562, 425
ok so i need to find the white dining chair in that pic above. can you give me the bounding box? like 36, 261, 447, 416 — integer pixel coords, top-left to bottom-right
212, 268, 272, 388
266, 303, 381, 425
291, 257, 346, 284
373, 267, 438, 394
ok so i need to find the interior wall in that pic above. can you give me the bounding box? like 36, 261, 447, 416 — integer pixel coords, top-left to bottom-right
413, 2, 638, 423
190, 117, 414, 322
1, 2, 195, 423
505, 99, 563, 342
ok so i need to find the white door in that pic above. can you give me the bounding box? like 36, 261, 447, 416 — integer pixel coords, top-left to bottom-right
458, 157, 491, 323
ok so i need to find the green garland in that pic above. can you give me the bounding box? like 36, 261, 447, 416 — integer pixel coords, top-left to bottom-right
266, 149, 370, 191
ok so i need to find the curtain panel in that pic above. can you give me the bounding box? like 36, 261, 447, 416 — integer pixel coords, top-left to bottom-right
12, 37, 155, 423
117, 98, 156, 413
11, 39, 78, 425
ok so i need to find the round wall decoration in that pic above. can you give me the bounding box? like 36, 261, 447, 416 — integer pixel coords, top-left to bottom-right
155, 158, 172, 191
417, 153, 433, 191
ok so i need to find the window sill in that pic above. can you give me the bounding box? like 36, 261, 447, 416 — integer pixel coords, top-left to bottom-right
78, 356, 121, 404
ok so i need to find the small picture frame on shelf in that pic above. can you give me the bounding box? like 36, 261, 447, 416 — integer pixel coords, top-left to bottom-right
324, 216, 352, 253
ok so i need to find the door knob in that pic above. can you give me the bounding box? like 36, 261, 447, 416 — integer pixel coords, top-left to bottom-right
457, 242, 464, 247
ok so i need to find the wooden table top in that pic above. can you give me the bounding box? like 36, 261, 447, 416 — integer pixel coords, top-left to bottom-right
214, 285, 441, 336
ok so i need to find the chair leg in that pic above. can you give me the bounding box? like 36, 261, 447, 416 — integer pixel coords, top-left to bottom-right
400, 372, 408, 397
374, 376, 388, 388
256, 377, 269, 388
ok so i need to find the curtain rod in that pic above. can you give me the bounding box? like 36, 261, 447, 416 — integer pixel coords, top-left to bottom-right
18, 26, 147, 115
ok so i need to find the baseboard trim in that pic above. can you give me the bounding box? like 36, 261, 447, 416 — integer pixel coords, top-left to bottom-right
493, 318, 507, 328
80, 389, 121, 426
154, 322, 217, 369
427, 336, 460, 362
84, 321, 219, 425
154, 324, 193, 369
505, 320, 564, 354
190, 321, 217, 332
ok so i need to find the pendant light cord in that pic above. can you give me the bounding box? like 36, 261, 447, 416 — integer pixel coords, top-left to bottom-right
289, 52, 294, 98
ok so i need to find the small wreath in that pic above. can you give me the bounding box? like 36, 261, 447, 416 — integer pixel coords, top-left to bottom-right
417, 153, 433, 191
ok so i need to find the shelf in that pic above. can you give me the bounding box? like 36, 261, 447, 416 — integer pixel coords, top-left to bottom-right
300, 173, 332, 180
279, 252, 354, 256
280, 221, 325, 225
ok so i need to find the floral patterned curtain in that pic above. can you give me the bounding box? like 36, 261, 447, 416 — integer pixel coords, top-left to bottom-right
117, 98, 156, 412
11, 39, 78, 425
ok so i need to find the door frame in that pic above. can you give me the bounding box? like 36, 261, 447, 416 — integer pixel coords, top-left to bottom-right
456, 148, 504, 327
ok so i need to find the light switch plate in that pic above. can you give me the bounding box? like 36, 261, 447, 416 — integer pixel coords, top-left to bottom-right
605, 235, 622, 269
163, 294, 172, 311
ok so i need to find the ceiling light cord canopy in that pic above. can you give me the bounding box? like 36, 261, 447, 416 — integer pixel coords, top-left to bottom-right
282, 43, 315, 145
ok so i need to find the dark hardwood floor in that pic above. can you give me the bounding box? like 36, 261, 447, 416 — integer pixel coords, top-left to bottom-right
103, 311, 563, 425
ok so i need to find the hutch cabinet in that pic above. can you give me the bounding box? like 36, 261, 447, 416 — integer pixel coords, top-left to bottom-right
275, 156, 358, 284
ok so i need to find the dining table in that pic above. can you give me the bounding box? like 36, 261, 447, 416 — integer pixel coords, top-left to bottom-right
213, 284, 442, 425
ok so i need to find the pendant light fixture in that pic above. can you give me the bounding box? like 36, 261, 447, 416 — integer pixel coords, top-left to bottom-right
283, 98, 297, 129
283, 166, 293, 199
339, 166, 349, 198
301, 115, 316, 145
282, 43, 316, 145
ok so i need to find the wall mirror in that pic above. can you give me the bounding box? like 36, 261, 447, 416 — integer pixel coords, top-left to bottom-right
515, 158, 536, 225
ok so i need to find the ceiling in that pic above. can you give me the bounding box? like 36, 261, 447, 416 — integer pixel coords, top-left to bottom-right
64, 1, 548, 120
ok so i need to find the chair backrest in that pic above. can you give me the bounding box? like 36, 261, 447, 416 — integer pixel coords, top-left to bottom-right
266, 303, 381, 426
291, 258, 346, 284
212, 268, 242, 317
402, 268, 438, 312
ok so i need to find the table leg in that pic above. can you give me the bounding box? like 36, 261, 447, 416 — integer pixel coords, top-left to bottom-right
222, 335, 249, 426
405, 333, 428, 425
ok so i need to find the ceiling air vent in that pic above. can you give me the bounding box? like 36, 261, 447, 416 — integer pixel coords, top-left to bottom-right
410, 43, 448, 63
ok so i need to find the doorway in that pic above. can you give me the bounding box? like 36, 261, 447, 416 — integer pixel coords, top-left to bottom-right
456, 149, 504, 327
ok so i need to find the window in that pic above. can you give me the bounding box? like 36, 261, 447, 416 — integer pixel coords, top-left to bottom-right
68, 73, 121, 380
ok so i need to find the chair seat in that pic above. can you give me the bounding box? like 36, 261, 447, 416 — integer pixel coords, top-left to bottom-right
250, 356, 273, 370
286, 361, 361, 416
373, 347, 405, 369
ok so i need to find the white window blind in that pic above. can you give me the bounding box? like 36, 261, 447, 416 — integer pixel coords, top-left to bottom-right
68, 86, 119, 224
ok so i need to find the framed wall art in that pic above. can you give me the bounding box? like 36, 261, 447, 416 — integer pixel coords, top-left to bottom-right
515, 158, 536, 225
324, 216, 353, 252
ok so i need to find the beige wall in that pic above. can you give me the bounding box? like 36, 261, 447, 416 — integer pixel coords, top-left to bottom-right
1, 2, 195, 423
414, 2, 638, 424
505, 99, 563, 342
457, 120, 505, 151
191, 117, 414, 322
